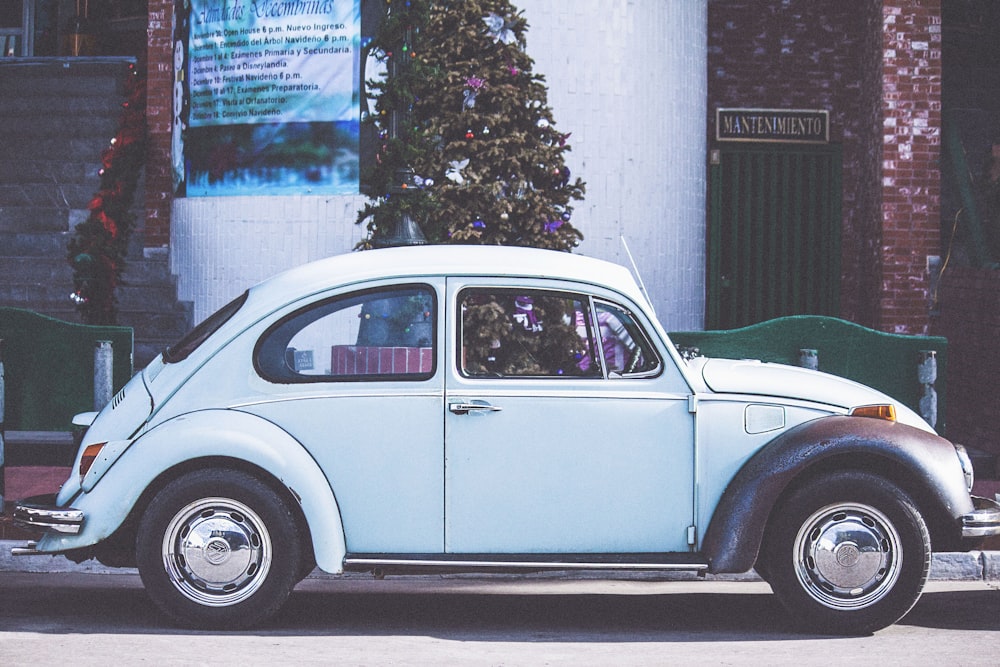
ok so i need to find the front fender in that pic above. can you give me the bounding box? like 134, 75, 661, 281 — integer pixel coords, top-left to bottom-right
702, 415, 972, 573
34, 409, 348, 574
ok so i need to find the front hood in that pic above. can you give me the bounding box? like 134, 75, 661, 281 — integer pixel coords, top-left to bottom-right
699, 358, 932, 431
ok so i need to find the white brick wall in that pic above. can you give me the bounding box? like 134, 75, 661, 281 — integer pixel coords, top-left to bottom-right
172, 1, 707, 329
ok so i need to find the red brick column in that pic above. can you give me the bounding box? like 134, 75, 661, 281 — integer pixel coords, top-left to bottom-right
144, 0, 175, 248
878, 0, 941, 334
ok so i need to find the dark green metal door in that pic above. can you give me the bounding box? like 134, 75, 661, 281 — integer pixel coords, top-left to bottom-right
708, 144, 842, 330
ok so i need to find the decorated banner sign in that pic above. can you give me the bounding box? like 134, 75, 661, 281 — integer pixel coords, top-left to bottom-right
174, 0, 360, 196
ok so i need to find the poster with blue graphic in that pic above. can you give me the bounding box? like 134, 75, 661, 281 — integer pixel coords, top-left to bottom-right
174, 1, 360, 196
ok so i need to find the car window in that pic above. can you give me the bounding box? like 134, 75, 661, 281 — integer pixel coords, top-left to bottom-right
255, 284, 435, 382
593, 300, 660, 376
459, 288, 601, 378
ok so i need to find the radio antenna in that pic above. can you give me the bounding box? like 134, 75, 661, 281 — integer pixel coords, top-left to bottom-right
620, 235, 655, 316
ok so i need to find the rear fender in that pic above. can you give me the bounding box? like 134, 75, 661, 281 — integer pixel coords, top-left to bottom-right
33, 409, 347, 573
702, 415, 972, 573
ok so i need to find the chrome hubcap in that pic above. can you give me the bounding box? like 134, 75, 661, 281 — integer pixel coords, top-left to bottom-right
793, 502, 902, 610
162, 497, 272, 607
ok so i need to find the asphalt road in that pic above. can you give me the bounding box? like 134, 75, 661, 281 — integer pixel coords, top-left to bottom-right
1, 572, 998, 665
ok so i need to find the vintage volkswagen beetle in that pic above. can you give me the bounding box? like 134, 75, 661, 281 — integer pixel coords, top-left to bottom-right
13, 245, 1000, 633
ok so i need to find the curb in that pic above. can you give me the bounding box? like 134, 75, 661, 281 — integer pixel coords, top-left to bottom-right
1, 540, 997, 582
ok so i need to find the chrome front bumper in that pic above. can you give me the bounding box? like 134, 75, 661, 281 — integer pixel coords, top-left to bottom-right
12, 493, 84, 536
962, 495, 1000, 538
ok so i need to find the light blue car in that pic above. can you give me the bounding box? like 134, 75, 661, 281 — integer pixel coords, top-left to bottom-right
13, 245, 1000, 633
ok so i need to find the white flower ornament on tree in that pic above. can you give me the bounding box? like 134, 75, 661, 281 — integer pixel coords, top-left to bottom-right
446, 158, 470, 184
483, 13, 516, 45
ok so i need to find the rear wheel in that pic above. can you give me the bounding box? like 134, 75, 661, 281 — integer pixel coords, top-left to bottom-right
763, 470, 930, 635
136, 468, 302, 629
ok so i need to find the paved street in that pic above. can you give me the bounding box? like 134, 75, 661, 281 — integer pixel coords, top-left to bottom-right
1, 571, 997, 665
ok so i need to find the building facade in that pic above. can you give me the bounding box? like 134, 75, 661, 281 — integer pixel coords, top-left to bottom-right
153, 1, 708, 329
3, 0, 998, 457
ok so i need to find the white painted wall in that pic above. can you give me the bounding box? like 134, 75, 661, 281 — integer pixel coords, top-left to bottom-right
172, 1, 707, 330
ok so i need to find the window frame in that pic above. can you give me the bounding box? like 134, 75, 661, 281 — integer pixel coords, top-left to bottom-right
456, 286, 623, 380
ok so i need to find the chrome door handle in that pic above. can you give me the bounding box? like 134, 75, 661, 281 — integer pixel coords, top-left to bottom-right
449, 402, 503, 415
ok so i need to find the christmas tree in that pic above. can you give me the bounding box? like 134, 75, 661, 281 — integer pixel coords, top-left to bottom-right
358, 0, 585, 250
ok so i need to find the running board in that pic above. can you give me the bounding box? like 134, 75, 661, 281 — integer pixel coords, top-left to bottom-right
344, 552, 709, 575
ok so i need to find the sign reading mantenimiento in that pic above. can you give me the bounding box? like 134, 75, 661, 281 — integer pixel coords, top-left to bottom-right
173, 0, 360, 197
716, 108, 829, 144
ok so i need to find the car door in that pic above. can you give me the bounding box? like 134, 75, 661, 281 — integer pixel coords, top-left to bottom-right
444, 278, 695, 554
243, 280, 445, 553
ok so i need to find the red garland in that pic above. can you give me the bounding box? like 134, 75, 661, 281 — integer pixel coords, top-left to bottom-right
68, 61, 148, 324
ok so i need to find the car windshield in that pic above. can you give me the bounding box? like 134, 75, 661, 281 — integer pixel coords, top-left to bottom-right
163, 291, 249, 364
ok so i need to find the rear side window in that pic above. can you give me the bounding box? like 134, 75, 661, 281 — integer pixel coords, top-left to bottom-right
255, 285, 436, 383
164, 291, 248, 364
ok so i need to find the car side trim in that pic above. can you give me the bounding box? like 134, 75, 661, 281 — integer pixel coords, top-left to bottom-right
344, 552, 709, 574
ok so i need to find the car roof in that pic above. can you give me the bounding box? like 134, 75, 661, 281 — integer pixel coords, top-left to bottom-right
251, 245, 648, 307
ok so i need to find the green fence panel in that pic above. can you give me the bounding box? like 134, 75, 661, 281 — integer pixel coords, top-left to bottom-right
669, 315, 947, 434
0, 308, 133, 431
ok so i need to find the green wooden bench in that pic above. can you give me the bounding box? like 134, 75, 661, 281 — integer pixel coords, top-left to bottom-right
669, 315, 947, 434
1, 308, 133, 466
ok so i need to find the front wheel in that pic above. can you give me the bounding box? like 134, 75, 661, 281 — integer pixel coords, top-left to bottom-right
136, 468, 302, 629
762, 470, 931, 635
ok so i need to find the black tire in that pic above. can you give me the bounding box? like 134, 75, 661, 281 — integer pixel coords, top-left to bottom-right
762, 470, 930, 635
135, 468, 302, 629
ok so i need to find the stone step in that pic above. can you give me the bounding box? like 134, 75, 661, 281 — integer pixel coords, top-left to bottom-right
0, 232, 74, 257
0, 161, 94, 187
0, 61, 126, 97
2, 137, 118, 164
0, 114, 118, 142
116, 283, 189, 311
0, 230, 149, 261
0, 207, 72, 234
0, 281, 188, 322
0, 257, 73, 285
0, 94, 122, 118
0, 186, 99, 209
0, 243, 170, 277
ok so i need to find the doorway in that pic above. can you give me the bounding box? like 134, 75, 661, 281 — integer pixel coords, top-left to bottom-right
707, 143, 842, 330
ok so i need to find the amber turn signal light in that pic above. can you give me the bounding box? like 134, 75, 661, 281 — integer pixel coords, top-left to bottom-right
849, 404, 897, 422
79, 442, 107, 479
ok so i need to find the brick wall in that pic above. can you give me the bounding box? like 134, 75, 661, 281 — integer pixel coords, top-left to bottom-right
707, 0, 883, 327
856, 2, 888, 328
144, 0, 174, 248
878, 0, 942, 335
708, 1, 943, 335
932, 267, 1000, 456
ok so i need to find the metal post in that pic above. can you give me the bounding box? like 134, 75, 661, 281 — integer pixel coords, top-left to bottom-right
918, 350, 938, 429
94, 340, 113, 411
799, 348, 819, 370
